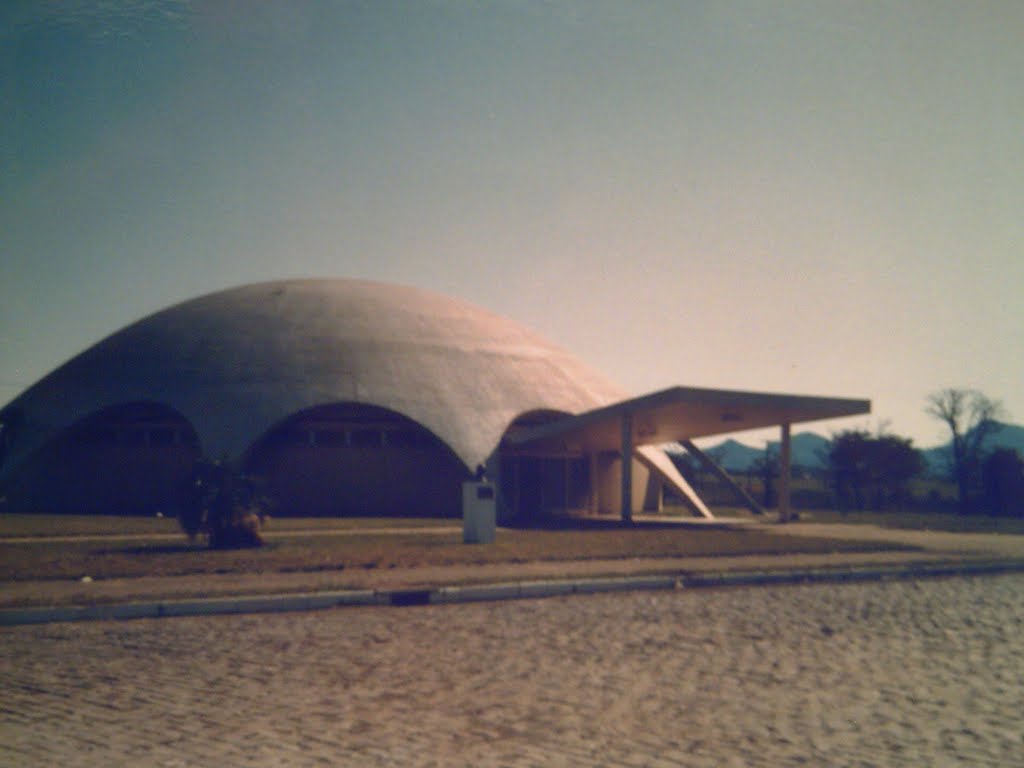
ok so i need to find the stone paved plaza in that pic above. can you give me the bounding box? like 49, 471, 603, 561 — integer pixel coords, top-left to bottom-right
3, 574, 1023, 767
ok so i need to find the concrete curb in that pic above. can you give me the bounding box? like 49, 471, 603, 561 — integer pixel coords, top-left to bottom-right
676, 560, 1024, 589
4, 560, 1024, 627
0, 589, 387, 626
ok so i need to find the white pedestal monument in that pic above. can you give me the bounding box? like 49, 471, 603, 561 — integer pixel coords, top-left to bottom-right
462, 481, 496, 544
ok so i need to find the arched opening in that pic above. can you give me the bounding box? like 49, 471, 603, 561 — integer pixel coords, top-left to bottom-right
0, 407, 22, 472
244, 403, 469, 517
499, 410, 593, 523
5, 402, 200, 515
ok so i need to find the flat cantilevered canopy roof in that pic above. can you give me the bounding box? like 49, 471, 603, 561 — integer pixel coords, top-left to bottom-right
507, 385, 871, 452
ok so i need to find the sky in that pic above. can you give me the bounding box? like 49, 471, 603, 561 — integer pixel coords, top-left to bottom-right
2, 0, 1022, 450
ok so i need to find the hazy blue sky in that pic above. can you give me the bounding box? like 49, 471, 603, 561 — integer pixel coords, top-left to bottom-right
2, 1, 1021, 448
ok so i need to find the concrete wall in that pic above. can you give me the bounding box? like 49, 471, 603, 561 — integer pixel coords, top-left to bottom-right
498, 453, 592, 522
595, 453, 662, 516
3, 403, 200, 515
496, 449, 662, 522
244, 404, 468, 517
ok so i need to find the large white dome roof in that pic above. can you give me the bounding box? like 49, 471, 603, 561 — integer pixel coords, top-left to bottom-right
2, 279, 625, 473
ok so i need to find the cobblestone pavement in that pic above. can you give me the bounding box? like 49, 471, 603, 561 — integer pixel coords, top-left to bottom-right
3, 574, 1023, 767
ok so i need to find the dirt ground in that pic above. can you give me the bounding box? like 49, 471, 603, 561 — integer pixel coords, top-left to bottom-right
3, 573, 1023, 766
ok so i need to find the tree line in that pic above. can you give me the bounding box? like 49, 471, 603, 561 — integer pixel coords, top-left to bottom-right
675, 387, 1022, 517
827, 388, 1022, 516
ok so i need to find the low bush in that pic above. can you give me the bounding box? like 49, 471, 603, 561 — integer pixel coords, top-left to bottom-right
179, 458, 272, 549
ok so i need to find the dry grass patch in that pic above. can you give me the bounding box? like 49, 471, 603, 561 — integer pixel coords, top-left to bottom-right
0, 513, 455, 539
0, 523, 914, 582
796, 510, 1024, 535
0, 514, 182, 538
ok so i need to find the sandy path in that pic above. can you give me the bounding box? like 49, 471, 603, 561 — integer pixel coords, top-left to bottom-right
766, 522, 1024, 558
3, 573, 1023, 766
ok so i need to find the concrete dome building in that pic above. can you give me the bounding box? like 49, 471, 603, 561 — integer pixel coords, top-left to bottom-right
0, 279, 869, 521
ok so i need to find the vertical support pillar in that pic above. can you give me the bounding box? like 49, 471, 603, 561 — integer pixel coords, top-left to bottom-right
621, 412, 633, 523
778, 422, 792, 523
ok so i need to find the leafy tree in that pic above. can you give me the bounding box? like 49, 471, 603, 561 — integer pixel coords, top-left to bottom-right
752, 449, 778, 509
981, 448, 1024, 517
926, 388, 1005, 514
827, 430, 924, 512
869, 434, 925, 510
827, 430, 870, 512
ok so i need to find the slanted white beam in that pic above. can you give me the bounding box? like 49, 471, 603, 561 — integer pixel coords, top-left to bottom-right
635, 446, 714, 519
679, 439, 764, 516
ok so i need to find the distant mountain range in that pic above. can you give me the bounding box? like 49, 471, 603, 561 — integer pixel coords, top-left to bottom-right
669, 421, 1024, 476
665, 434, 830, 472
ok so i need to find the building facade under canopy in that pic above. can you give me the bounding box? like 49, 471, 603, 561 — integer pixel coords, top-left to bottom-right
0, 279, 869, 522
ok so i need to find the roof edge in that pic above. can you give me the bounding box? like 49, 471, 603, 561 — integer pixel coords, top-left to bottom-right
508, 385, 872, 448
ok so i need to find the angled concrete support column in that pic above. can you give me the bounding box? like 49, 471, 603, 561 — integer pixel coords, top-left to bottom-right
680, 439, 764, 515
621, 412, 633, 523
778, 423, 792, 522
